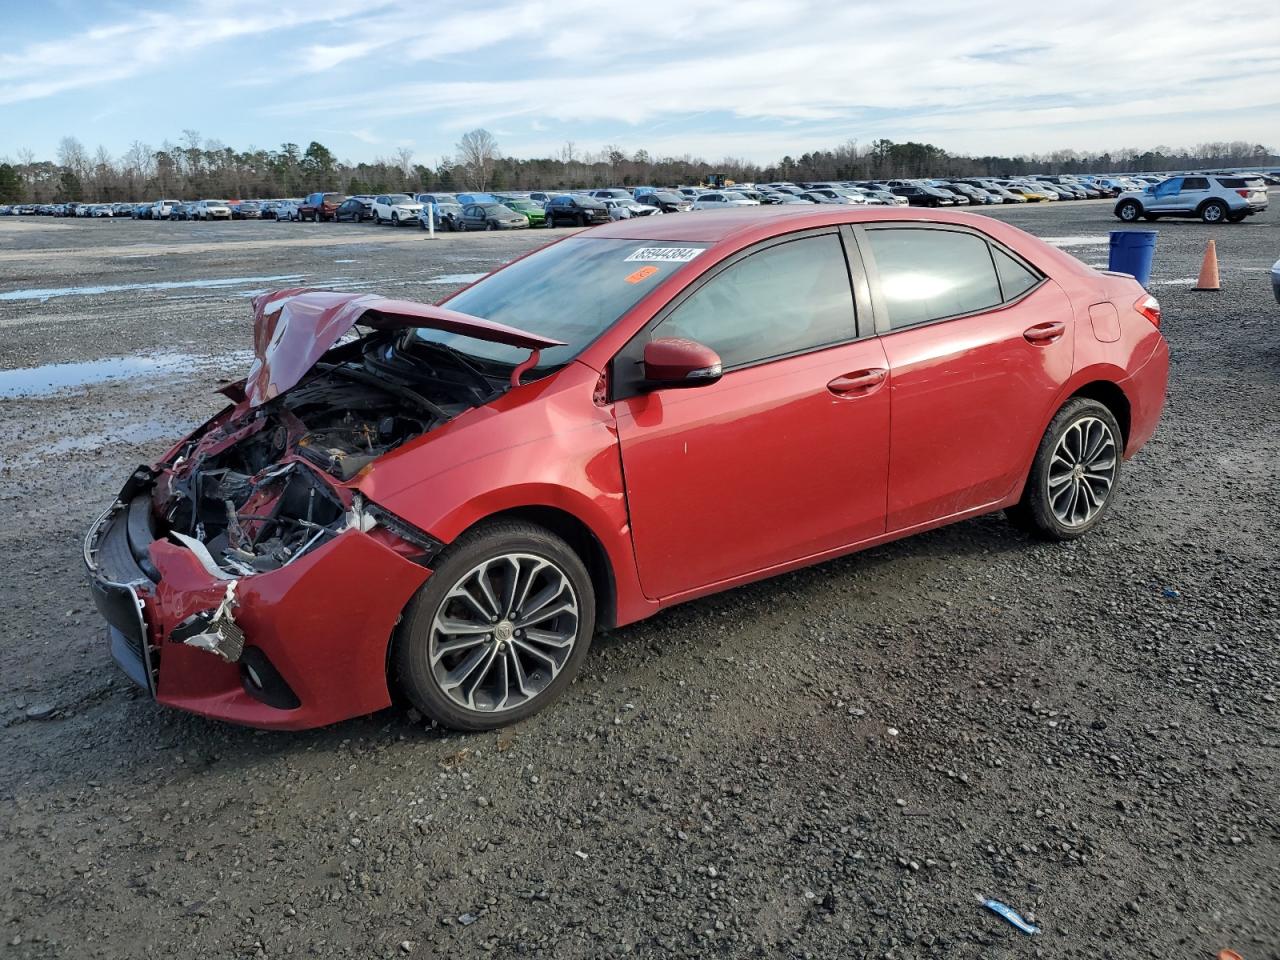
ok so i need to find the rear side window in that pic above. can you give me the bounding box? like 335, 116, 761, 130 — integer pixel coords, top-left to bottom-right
1181, 177, 1209, 190
991, 246, 1041, 300
657, 233, 855, 369
866, 228, 1003, 329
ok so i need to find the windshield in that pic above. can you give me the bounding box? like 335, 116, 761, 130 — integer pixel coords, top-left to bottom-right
423, 238, 712, 372
387, 194, 413, 204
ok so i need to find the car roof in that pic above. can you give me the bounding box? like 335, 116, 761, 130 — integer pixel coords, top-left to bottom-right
589, 205, 997, 243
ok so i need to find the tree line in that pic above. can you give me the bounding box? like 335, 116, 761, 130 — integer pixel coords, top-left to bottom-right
1, 128, 1275, 204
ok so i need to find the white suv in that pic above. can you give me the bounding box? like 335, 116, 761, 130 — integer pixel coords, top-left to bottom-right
194, 199, 232, 220
1114, 175, 1268, 224
372, 194, 423, 226
152, 199, 182, 219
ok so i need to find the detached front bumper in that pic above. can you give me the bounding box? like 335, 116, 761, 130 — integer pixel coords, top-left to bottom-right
84, 470, 430, 730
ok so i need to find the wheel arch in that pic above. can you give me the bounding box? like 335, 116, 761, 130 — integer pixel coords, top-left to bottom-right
1010, 371, 1133, 503
449, 504, 620, 630
1068, 379, 1131, 446
1114, 197, 1143, 218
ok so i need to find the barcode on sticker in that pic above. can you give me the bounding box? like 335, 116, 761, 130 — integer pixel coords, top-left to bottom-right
624, 247, 704, 263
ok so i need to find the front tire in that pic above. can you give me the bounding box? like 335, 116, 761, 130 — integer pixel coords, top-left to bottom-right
1116, 200, 1141, 222
393, 521, 596, 731
1200, 200, 1227, 223
1007, 397, 1122, 541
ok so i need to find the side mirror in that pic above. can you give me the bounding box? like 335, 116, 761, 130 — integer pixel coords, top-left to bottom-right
643, 338, 723, 389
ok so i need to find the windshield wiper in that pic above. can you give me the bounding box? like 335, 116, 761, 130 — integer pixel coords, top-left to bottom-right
403, 336, 500, 399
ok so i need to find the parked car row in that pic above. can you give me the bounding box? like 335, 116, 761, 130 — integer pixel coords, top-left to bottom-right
5, 170, 1272, 225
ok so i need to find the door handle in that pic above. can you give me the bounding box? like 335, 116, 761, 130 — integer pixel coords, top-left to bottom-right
1023, 321, 1066, 344
827, 368, 887, 396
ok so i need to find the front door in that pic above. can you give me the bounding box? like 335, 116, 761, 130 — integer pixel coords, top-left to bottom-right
614, 231, 891, 600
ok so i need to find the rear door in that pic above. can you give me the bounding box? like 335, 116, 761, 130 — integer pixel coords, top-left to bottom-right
856, 224, 1075, 531
613, 229, 890, 599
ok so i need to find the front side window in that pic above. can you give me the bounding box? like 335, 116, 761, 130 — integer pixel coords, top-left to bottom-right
866, 228, 1003, 329
655, 233, 855, 369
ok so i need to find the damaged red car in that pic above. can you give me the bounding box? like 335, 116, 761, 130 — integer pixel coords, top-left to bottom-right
85, 207, 1169, 731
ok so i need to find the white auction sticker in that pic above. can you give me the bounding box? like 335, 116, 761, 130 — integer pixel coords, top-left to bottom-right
624, 247, 705, 263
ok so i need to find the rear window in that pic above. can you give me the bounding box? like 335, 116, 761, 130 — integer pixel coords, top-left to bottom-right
323, 193, 344, 203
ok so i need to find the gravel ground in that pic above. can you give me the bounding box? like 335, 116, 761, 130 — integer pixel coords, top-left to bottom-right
1, 202, 1277, 959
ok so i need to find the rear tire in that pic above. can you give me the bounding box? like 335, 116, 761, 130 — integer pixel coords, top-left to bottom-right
1116, 200, 1141, 222
1200, 200, 1227, 224
392, 521, 596, 731
1007, 397, 1122, 541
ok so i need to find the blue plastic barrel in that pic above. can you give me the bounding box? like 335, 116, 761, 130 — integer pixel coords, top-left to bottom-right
1109, 230, 1157, 286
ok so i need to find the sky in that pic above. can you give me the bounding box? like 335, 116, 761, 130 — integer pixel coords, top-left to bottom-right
2, 0, 1278, 166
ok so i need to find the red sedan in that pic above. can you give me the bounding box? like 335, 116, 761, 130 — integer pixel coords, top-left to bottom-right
84, 207, 1168, 730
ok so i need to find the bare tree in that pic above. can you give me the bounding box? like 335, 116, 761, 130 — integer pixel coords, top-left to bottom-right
394, 146, 414, 179
57, 136, 89, 177
456, 129, 499, 191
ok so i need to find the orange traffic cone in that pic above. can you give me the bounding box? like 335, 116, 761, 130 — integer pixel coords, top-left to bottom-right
1193, 240, 1220, 291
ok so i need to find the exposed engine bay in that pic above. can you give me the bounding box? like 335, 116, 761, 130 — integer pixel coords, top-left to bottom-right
152, 330, 495, 577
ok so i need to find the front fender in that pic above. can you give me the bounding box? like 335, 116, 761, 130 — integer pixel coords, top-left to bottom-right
357, 363, 656, 627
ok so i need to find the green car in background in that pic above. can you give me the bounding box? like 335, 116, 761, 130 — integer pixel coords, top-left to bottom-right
498, 197, 547, 227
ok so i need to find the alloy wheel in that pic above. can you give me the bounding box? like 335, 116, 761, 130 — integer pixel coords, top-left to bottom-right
1047, 416, 1117, 527
429, 553, 580, 714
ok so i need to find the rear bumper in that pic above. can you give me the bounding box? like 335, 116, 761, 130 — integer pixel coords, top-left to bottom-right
84, 473, 430, 730
1120, 334, 1170, 458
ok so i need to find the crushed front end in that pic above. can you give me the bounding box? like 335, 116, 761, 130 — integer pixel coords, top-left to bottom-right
83, 446, 438, 728
81, 289, 562, 729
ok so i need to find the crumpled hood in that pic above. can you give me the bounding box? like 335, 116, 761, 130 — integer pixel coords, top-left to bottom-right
245, 288, 564, 407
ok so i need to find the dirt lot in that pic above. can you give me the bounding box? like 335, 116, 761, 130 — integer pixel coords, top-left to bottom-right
1, 204, 1277, 959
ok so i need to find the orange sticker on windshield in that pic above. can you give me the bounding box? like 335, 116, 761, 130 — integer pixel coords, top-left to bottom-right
625, 265, 659, 284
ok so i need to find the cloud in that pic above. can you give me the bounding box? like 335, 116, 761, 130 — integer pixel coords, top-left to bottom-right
0, 0, 378, 105
4, 0, 1278, 161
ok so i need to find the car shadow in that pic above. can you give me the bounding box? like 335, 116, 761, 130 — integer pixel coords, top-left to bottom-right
8, 510, 1039, 796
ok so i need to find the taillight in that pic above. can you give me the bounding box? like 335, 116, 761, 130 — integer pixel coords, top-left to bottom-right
1135, 293, 1161, 328
1237, 189, 1250, 199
